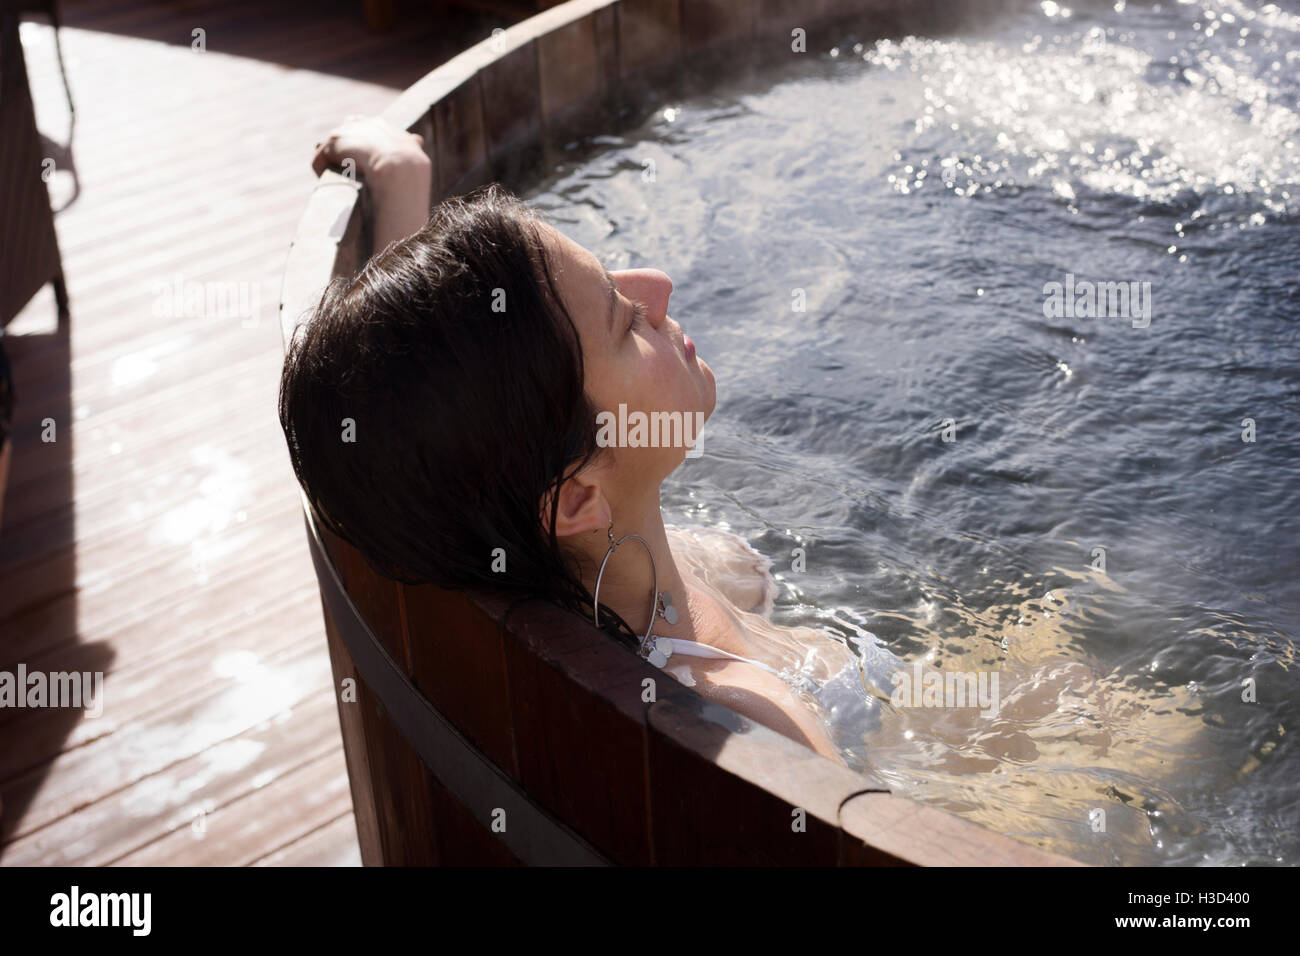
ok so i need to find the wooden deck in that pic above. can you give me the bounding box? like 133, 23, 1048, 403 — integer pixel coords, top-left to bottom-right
0, 0, 524, 866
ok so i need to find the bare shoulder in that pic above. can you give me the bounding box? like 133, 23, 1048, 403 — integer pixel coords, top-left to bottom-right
680, 657, 843, 764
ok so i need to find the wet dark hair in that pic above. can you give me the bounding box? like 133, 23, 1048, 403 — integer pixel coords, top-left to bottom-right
279, 183, 635, 646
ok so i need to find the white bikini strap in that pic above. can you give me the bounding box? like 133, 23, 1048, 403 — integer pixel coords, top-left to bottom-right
651, 636, 780, 674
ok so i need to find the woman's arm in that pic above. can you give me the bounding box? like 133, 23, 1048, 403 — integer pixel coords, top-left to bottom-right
311, 116, 432, 251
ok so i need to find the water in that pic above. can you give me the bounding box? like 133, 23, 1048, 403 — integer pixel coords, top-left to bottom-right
521, 0, 1300, 865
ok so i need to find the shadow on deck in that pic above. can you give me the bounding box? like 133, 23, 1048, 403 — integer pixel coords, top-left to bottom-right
0, 0, 520, 866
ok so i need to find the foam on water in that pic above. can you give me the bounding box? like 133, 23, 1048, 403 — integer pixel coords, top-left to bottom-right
867, 0, 1299, 219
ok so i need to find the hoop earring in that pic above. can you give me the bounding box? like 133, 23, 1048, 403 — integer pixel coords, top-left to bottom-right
592, 520, 678, 665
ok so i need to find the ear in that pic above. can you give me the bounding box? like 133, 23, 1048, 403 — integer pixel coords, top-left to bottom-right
540, 472, 612, 539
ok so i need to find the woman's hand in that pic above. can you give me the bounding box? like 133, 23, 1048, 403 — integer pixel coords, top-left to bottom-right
311, 115, 427, 181
312, 115, 432, 248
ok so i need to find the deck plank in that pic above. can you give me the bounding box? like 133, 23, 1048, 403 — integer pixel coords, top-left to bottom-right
112, 747, 355, 867
2, 691, 343, 866
1, 635, 333, 844
250, 812, 363, 867
0, 0, 517, 865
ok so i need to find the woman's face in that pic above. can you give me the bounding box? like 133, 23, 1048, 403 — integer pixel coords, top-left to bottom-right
541, 223, 716, 485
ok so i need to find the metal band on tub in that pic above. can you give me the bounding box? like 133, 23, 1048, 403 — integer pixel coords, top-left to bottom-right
300, 497, 608, 866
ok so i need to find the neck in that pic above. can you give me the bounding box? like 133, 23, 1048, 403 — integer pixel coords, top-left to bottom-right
568, 492, 703, 645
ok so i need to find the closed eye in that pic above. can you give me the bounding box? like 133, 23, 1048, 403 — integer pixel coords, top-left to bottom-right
624, 297, 648, 338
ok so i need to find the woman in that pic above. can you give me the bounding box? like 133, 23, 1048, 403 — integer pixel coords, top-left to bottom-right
281, 118, 888, 764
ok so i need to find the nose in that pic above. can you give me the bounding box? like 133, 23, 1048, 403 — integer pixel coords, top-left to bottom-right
612, 268, 673, 328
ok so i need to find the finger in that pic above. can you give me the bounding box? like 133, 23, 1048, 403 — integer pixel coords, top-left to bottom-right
311, 142, 330, 176
315, 130, 340, 155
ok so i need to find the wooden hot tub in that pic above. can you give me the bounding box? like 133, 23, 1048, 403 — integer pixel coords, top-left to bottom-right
279, 0, 1078, 866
